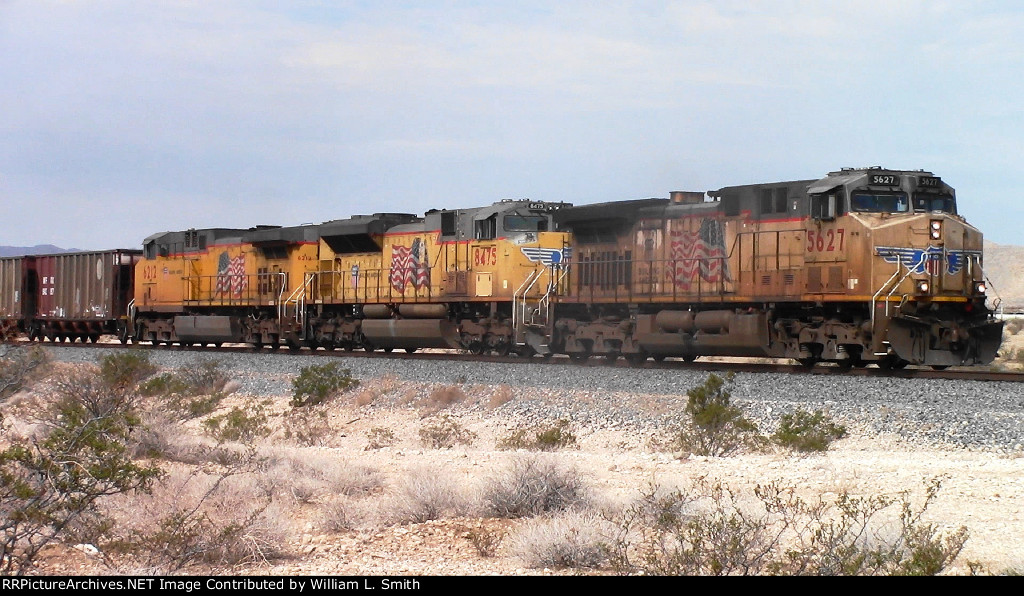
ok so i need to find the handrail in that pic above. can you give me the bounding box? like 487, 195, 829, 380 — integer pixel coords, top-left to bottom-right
871, 256, 903, 327
512, 269, 541, 344
885, 264, 917, 315
974, 255, 1002, 314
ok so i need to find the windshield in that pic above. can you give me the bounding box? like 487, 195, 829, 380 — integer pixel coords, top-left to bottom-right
851, 192, 909, 213
913, 194, 956, 214
504, 215, 549, 232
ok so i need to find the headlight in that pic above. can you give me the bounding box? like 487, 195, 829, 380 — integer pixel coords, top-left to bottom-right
929, 220, 942, 239
917, 280, 930, 294
975, 281, 986, 294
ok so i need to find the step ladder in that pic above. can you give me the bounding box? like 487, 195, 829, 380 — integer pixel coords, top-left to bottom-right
278, 272, 317, 340
512, 263, 569, 354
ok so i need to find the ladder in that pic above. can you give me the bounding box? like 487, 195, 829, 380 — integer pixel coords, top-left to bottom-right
278, 272, 316, 340
512, 263, 569, 353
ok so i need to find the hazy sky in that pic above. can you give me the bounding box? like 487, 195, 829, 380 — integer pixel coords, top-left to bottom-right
2, 1, 1022, 249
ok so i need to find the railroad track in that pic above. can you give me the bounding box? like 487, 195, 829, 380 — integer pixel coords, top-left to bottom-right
12, 339, 1024, 384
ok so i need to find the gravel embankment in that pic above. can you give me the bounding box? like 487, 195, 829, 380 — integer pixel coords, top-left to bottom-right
43, 346, 1024, 451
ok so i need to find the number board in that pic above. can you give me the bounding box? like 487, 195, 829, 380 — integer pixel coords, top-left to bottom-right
870, 174, 900, 186
918, 176, 941, 188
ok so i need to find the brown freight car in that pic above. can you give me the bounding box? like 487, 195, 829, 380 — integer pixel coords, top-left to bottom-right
0, 257, 28, 339
26, 249, 142, 343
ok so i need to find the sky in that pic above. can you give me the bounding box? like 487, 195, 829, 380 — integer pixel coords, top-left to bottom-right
2, 0, 1023, 249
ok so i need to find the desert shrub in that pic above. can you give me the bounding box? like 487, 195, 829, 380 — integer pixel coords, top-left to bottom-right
139, 372, 190, 397
319, 496, 377, 532
483, 456, 590, 519
366, 426, 397, 450
203, 401, 271, 443
262, 453, 383, 505
605, 477, 968, 576
102, 462, 287, 572
424, 384, 467, 412
0, 345, 49, 400
498, 419, 577, 451
138, 358, 233, 419
676, 373, 763, 457
384, 467, 470, 524
489, 385, 514, 409
179, 359, 230, 395
98, 350, 157, 388
511, 510, 613, 569
0, 367, 160, 575
466, 524, 507, 557
291, 362, 358, 407
772, 408, 848, 452
1005, 318, 1024, 335
282, 407, 333, 447
419, 414, 476, 448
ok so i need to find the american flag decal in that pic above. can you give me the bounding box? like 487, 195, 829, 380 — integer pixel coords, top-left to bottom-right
215, 252, 248, 297
390, 238, 430, 293
669, 219, 730, 289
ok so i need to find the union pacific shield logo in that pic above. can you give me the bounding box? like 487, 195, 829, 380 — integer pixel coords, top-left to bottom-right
876, 246, 980, 275
521, 247, 572, 265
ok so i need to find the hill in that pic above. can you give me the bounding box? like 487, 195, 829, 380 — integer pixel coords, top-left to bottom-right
0, 244, 80, 257
982, 241, 1024, 310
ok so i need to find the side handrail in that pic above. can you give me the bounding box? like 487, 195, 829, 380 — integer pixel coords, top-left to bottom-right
512, 269, 541, 343
871, 255, 903, 327
974, 254, 1002, 314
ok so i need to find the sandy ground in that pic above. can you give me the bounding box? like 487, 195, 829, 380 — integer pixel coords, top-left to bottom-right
28, 388, 1024, 577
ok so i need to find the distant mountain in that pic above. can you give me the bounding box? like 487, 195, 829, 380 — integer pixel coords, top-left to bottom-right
983, 241, 1024, 310
0, 245, 82, 257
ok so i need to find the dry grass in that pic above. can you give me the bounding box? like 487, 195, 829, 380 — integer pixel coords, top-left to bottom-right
382, 467, 473, 524
510, 510, 614, 569
489, 384, 515, 409
1, 352, 1007, 576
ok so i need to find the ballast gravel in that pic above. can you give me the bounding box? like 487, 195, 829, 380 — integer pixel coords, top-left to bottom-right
44, 345, 1024, 452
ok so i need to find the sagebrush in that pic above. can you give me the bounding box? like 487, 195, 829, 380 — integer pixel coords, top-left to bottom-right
291, 363, 358, 407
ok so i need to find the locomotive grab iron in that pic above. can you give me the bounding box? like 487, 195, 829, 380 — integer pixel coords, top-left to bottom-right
1, 167, 1004, 369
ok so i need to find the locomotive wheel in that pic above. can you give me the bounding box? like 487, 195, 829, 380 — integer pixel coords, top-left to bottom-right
682, 354, 698, 363
569, 352, 589, 363
405, 347, 417, 354
652, 355, 666, 362
626, 352, 647, 366
931, 365, 949, 371
604, 353, 619, 364
797, 357, 817, 368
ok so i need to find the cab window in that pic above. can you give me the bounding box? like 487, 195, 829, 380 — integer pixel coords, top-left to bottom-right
503, 215, 548, 232
913, 194, 957, 214
851, 192, 909, 213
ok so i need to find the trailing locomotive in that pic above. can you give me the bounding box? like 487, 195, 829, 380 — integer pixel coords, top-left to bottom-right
128, 200, 572, 356
3, 167, 1005, 369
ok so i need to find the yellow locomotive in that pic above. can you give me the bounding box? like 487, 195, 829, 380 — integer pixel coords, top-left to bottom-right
129, 167, 1002, 368
130, 200, 571, 354
549, 167, 1002, 368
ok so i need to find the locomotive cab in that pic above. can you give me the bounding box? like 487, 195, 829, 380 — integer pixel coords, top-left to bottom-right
805, 167, 1002, 367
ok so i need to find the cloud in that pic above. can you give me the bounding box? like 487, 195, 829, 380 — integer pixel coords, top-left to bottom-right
0, 1, 1022, 247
